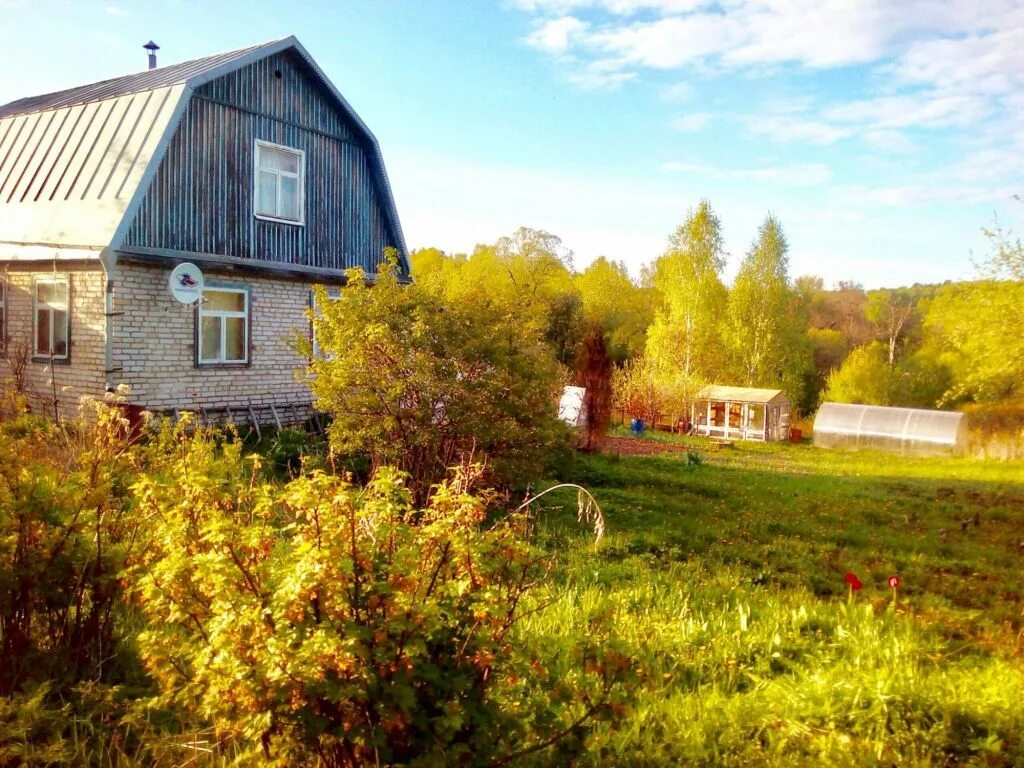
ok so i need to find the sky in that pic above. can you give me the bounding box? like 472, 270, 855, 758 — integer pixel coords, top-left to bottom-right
1, 0, 1022, 288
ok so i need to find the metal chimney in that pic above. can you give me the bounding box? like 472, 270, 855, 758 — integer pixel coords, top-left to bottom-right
143, 40, 160, 70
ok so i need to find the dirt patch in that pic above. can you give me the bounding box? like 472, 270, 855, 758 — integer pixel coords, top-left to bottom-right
598, 435, 693, 457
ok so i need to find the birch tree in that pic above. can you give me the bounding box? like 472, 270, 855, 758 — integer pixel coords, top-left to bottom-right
645, 200, 728, 410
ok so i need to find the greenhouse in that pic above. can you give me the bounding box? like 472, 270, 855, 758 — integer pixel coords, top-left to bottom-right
691, 386, 792, 442
813, 402, 968, 457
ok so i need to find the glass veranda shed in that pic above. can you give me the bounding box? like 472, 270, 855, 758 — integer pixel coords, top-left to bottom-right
691, 386, 792, 442
813, 402, 968, 457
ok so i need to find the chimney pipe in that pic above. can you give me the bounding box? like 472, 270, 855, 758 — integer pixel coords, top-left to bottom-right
143, 40, 160, 70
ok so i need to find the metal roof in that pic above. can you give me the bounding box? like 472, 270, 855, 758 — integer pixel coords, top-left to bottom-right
698, 385, 790, 404
0, 37, 408, 270
0, 42, 273, 119
0, 85, 187, 251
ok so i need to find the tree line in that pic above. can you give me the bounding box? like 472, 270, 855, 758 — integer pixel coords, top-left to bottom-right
411, 199, 1024, 425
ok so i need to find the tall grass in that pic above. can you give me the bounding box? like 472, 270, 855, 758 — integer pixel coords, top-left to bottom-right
526, 441, 1024, 766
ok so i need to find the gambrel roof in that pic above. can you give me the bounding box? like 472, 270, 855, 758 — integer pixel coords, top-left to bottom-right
0, 36, 408, 270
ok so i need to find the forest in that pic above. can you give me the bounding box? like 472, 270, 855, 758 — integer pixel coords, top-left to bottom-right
412, 199, 1024, 456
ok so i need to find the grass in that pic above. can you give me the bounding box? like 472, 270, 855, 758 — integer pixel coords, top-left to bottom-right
528, 434, 1024, 766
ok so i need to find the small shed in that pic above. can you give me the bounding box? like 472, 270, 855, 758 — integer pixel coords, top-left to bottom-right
692, 386, 791, 442
813, 402, 968, 457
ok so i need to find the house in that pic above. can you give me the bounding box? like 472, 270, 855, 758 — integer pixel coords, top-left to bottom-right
691, 385, 791, 442
0, 36, 408, 423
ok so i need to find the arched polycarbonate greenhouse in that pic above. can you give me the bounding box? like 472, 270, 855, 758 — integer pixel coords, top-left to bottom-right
813, 402, 968, 457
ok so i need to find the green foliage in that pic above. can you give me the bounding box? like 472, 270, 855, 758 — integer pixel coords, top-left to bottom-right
612, 356, 665, 422
725, 214, 812, 405
923, 280, 1024, 404
410, 228, 581, 363
131, 443, 638, 767
822, 341, 951, 408
306, 262, 568, 500
574, 257, 653, 362
645, 201, 728, 403
0, 395, 144, 696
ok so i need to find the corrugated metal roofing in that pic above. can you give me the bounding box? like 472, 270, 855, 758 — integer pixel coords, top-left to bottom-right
0, 36, 408, 269
0, 42, 273, 119
698, 385, 790, 404
0, 85, 186, 249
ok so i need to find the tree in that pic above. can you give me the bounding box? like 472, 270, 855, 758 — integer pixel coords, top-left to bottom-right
922, 280, 1024, 404
645, 201, 728, 413
979, 196, 1024, 279
864, 288, 917, 367
822, 342, 892, 405
724, 214, 810, 399
305, 261, 567, 501
408, 229, 583, 365
574, 257, 654, 362
574, 324, 613, 449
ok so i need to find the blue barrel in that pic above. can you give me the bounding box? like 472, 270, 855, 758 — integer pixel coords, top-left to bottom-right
630, 418, 645, 434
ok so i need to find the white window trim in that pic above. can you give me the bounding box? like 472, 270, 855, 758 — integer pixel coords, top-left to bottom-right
310, 287, 342, 359
253, 139, 306, 226
197, 286, 250, 366
33, 276, 69, 361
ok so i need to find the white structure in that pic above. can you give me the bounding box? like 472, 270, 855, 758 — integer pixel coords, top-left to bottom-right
813, 402, 968, 457
692, 385, 791, 442
558, 385, 587, 427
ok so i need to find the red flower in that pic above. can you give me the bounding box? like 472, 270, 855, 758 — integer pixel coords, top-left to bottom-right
888, 575, 900, 589
844, 571, 863, 591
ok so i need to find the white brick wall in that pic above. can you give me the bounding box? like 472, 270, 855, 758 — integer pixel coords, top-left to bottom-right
2, 260, 324, 419
111, 262, 318, 413
1, 263, 106, 419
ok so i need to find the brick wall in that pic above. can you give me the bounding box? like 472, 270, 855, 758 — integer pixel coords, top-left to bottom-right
110, 262, 317, 413
1, 262, 107, 419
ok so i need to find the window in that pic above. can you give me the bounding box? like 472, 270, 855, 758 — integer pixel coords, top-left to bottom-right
310, 286, 341, 358
254, 140, 304, 224
34, 277, 69, 360
198, 287, 249, 365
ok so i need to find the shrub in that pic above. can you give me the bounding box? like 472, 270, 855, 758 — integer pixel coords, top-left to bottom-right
306, 262, 569, 501
131, 434, 638, 767
0, 395, 142, 696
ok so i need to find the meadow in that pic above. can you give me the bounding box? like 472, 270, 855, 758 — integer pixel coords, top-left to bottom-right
532, 433, 1024, 766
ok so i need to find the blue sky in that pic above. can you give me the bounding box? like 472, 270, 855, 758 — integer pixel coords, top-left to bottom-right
2, 0, 1022, 288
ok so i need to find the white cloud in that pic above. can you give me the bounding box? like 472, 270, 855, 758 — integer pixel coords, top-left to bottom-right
745, 115, 851, 145
861, 129, 916, 154
566, 59, 636, 89
659, 82, 693, 102
670, 112, 710, 132
524, 16, 588, 54
661, 160, 832, 186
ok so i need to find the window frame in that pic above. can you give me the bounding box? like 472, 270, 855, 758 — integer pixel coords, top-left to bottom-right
32, 276, 70, 363
196, 284, 251, 368
253, 139, 306, 226
310, 286, 342, 359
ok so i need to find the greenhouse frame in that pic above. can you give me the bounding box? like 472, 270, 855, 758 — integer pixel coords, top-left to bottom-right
813, 402, 968, 457
691, 386, 792, 442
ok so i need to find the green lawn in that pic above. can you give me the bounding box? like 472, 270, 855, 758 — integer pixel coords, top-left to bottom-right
528, 435, 1024, 766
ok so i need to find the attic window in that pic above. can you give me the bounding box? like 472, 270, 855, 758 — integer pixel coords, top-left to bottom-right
254, 140, 305, 225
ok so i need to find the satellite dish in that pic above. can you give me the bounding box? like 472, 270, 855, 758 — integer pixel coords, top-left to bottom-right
169, 263, 204, 304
